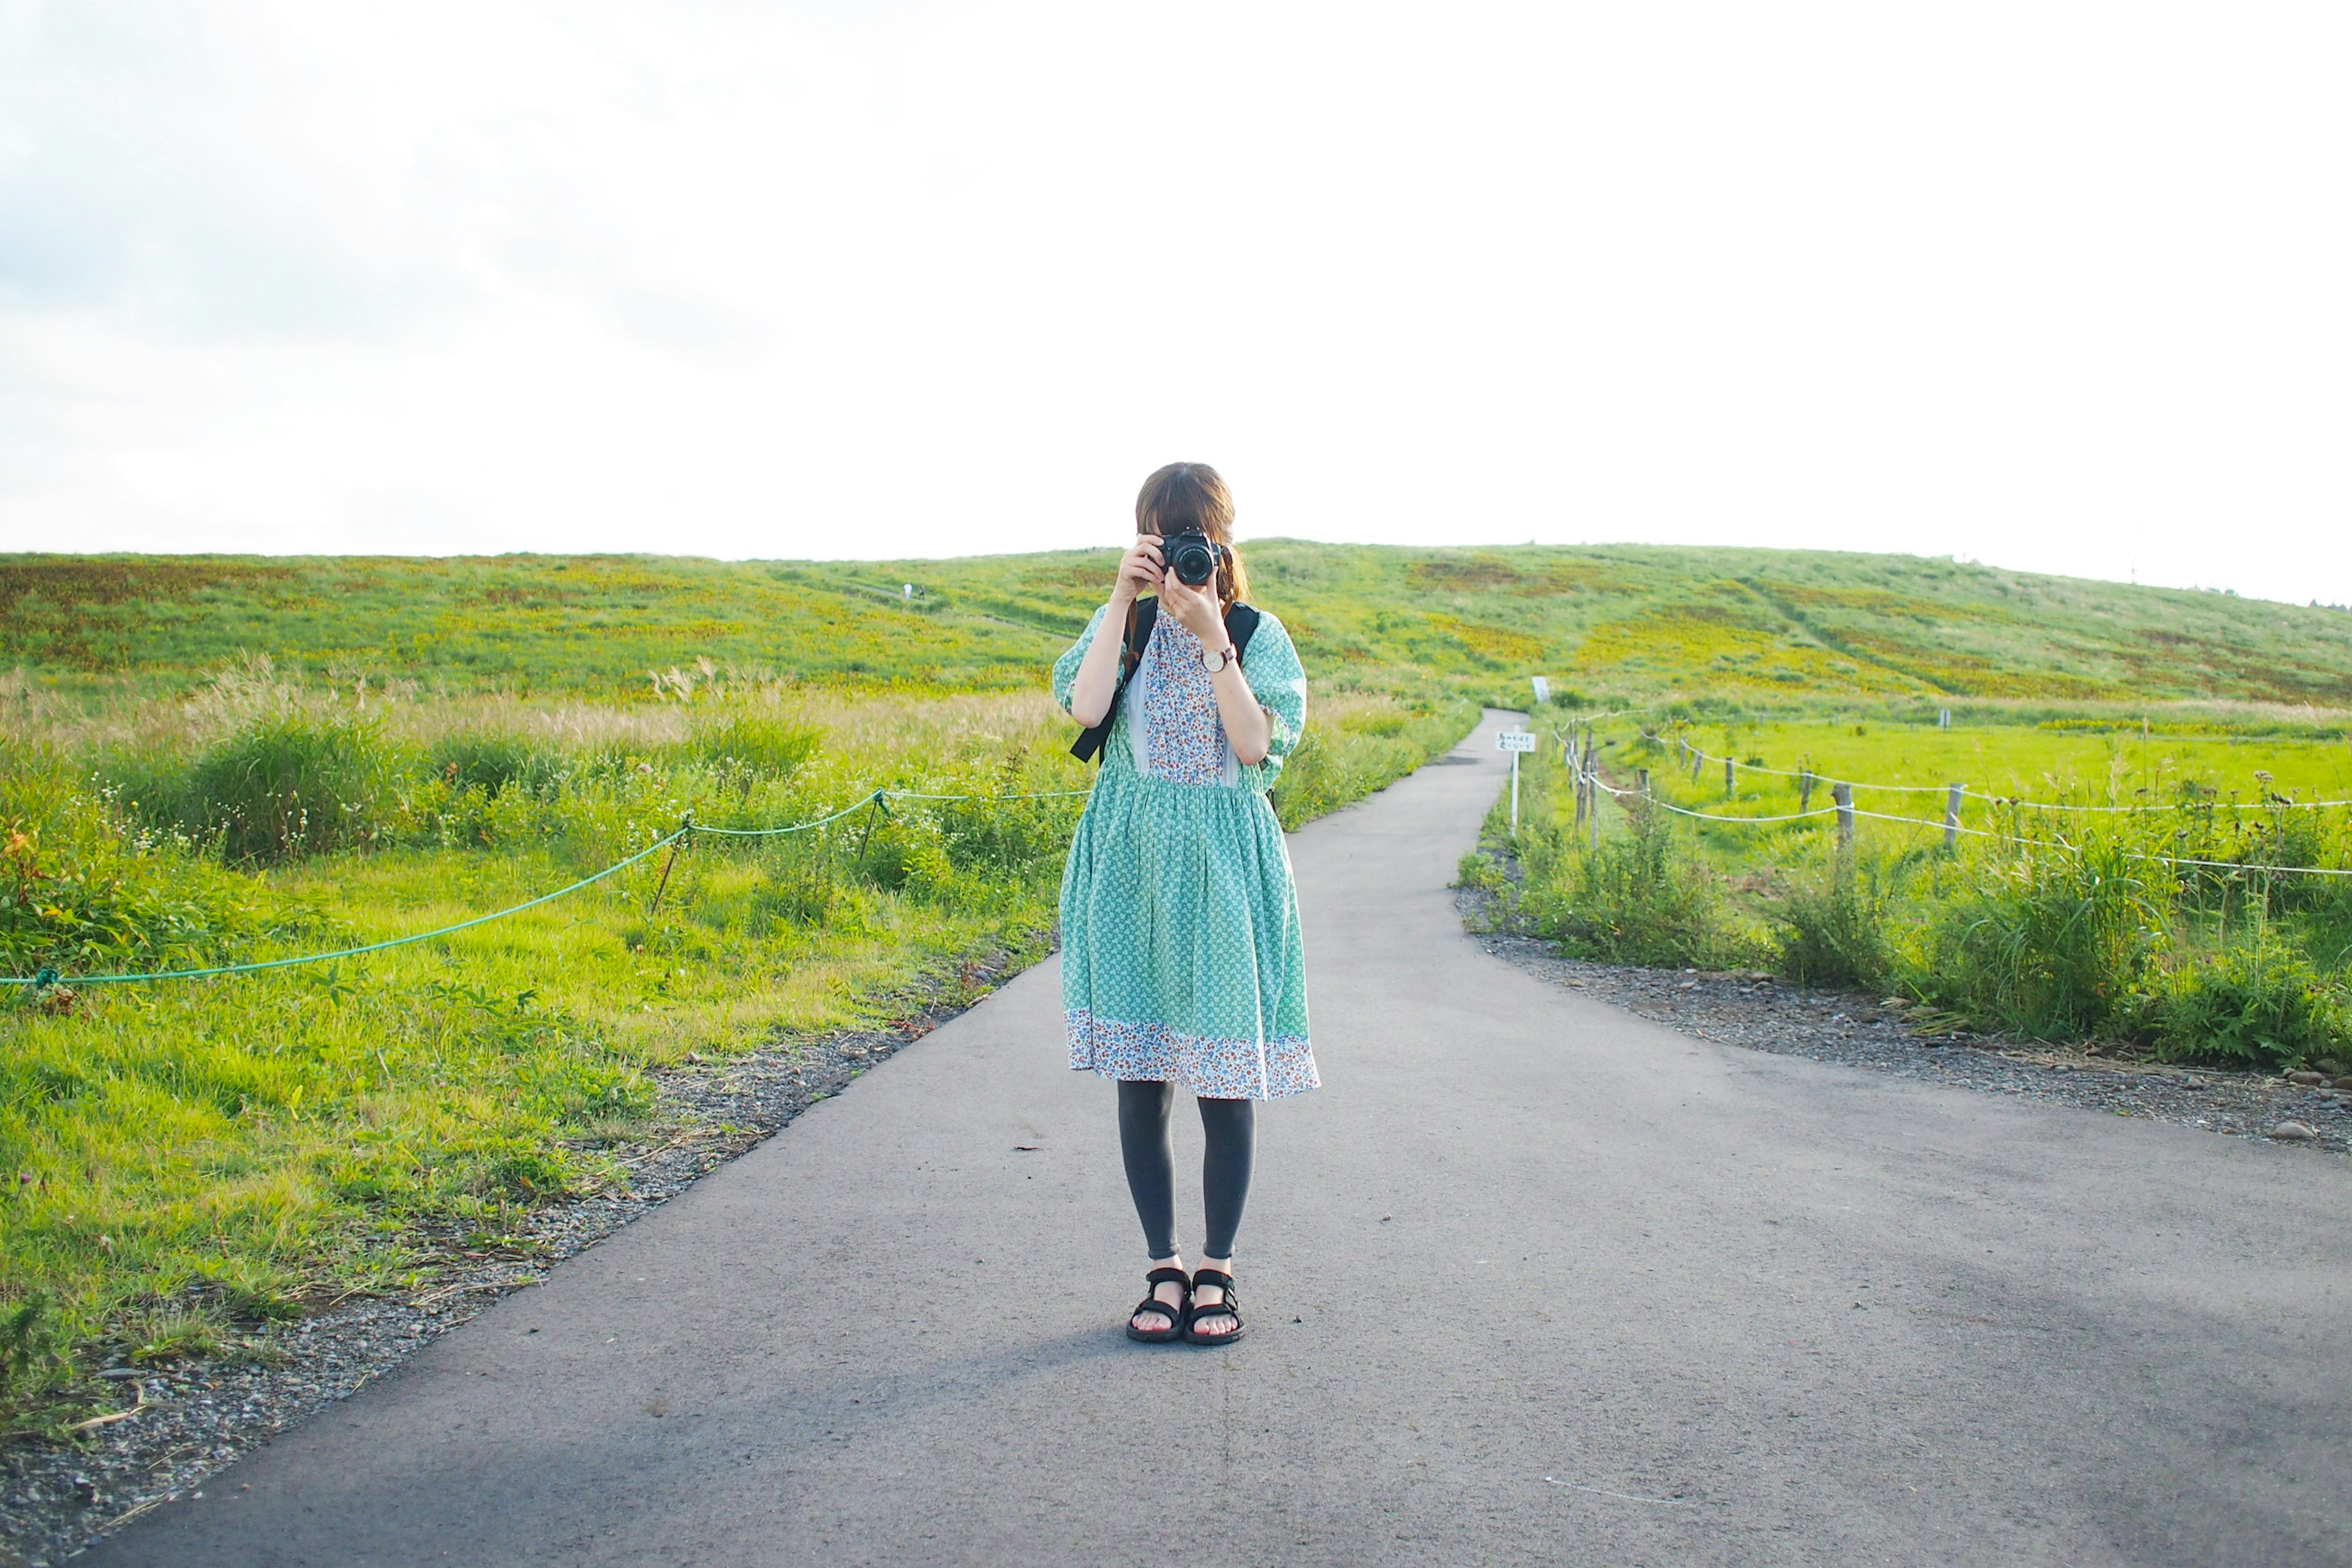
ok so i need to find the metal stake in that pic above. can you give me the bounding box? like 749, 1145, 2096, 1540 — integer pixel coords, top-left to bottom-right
647, 813, 693, 916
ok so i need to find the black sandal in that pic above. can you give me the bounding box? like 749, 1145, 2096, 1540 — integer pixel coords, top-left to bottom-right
1185, 1268, 1244, 1346
1125, 1267, 1191, 1343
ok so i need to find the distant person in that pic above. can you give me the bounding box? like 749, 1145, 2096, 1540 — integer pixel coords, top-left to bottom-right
1054, 462, 1316, 1346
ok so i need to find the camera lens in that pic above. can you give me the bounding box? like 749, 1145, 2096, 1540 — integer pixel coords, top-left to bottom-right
1170, 538, 1215, 586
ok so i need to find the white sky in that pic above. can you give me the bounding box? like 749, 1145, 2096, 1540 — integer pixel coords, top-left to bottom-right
1, 2, 2346, 603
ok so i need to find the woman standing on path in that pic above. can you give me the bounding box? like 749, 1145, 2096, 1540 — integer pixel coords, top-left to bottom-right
1054, 462, 1317, 1346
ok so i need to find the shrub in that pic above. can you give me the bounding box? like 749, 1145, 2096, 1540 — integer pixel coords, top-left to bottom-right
1904, 832, 2171, 1041
178, 712, 413, 863
687, 715, 823, 778
2136, 935, 2351, 1069
1770, 863, 1893, 990
1521, 804, 1749, 969
1, 745, 306, 976
428, 733, 560, 799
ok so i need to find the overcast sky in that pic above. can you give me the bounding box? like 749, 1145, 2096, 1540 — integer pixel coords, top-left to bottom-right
1, 2, 2345, 603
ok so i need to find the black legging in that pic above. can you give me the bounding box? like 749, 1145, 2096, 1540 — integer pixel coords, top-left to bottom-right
1117, 1080, 1254, 1261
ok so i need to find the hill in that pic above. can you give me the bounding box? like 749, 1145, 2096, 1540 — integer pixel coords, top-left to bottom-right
7, 545, 2352, 714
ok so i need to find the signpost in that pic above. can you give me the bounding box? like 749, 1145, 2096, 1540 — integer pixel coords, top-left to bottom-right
1530, 675, 1550, 704
1498, 729, 1536, 831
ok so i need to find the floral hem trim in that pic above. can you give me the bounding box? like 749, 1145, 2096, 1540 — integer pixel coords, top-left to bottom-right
1067, 1009, 1319, 1100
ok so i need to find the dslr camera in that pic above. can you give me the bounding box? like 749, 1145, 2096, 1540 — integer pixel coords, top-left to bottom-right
1160, 529, 1226, 589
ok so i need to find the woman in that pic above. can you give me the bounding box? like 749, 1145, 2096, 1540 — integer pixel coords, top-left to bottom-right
1053, 462, 1316, 1346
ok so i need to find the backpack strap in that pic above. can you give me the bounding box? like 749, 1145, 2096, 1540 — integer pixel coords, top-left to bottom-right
1068, 599, 1262, 765
1069, 598, 1158, 763
1225, 603, 1261, 663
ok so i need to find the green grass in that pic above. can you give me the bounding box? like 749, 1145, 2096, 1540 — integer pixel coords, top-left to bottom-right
1, 654, 1467, 1434
1480, 703, 2352, 1071
9, 535, 2352, 1438
10, 542, 2352, 712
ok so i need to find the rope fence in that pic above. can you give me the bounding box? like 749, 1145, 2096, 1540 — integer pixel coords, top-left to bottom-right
2, 784, 1094, 991
1570, 762, 2352, 878
1652, 733, 2352, 813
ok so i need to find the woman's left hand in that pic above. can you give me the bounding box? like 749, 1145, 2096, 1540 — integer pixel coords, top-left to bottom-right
1158, 574, 1229, 650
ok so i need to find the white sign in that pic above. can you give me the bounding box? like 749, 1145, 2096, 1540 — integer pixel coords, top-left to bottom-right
1498, 731, 1537, 753
1530, 675, 1550, 703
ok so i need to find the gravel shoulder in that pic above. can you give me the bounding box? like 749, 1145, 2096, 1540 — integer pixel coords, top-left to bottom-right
0, 942, 1042, 1568
1461, 888, 2352, 1160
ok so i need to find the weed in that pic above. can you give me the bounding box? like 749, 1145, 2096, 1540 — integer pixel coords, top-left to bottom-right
1770, 861, 1894, 990
178, 711, 413, 863
1521, 804, 1752, 970
1904, 833, 2173, 1041
2136, 933, 2350, 1069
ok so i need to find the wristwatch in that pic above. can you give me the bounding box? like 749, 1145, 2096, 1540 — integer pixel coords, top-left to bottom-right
1199, 642, 1237, 673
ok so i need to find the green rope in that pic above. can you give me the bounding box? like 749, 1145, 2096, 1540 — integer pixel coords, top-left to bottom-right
0, 782, 1098, 989
687, 793, 883, 838
0, 829, 685, 988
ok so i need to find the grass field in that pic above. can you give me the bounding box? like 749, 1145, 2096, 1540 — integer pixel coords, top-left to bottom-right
1469, 704, 2352, 1069
6, 540, 2352, 1438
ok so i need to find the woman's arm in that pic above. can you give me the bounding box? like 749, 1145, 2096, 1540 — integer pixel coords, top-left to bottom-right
1069, 536, 1166, 727
1158, 576, 1273, 766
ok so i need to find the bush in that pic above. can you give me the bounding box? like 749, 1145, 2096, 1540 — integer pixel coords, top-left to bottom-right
2136, 935, 2351, 1069
428, 733, 560, 799
1521, 804, 1749, 969
1904, 833, 2171, 1041
687, 715, 823, 779
178, 712, 413, 863
1770, 863, 1893, 990
1, 745, 306, 976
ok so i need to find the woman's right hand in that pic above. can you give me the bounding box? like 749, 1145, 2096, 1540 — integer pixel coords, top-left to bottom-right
1111, 535, 1164, 605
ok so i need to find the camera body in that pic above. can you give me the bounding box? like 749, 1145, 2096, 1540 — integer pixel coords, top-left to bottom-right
1161, 529, 1224, 588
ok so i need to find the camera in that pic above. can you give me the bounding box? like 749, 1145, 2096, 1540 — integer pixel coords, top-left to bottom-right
1161, 529, 1223, 588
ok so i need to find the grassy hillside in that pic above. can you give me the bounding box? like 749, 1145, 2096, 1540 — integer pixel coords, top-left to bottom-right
9, 544, 2352, 711
6, 539, 2352, 1440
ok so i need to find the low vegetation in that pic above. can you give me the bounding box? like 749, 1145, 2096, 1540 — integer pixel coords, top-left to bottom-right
1468, 703, 2352, 1072
1, 648, 1468, 1436
7, 537, 2352, 1437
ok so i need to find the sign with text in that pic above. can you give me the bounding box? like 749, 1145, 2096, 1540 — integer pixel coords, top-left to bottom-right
1497, 731, 1537, 753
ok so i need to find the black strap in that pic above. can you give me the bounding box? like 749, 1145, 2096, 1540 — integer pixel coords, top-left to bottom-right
1069, 600, 1262, 764
1225, 603, 1261, 664
1189, 1269, 1235, 1292
1144, 1267, 1191, 1287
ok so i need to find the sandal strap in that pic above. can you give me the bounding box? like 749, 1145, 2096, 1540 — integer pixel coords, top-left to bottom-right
1190, 1268, 1235, 1291
1144, 1267, 1191, 1287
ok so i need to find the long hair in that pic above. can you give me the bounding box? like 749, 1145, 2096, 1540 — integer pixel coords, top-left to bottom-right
1135, 461, 1250, 607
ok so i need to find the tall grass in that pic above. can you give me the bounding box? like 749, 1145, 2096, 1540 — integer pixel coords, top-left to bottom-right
1497, 723, 2352, 1068
0, 666, 1469, 1435
1904, 832, 2173, 1041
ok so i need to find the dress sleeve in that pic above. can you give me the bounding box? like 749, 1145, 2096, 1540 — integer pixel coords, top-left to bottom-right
1052, 603, 1114, 714
1238, 611, 1308, 790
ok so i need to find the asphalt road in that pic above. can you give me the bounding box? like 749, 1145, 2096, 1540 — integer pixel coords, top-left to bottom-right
94, 711, 2352, 1567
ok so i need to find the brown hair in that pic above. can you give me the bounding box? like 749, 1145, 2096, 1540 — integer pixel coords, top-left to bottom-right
1135, 461, 1250, 607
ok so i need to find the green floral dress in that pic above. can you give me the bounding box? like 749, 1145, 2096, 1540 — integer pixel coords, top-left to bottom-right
1053, 601, 1317, 1099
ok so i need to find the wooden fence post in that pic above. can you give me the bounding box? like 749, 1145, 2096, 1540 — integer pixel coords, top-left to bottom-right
1798, 771, 1814, 813
1833, 782, 1854, 850
1724, 757, 1735, 797
1944, 782, 1964, 848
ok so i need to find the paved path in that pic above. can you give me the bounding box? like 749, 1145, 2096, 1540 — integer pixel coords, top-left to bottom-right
96, 712, 2352, 1567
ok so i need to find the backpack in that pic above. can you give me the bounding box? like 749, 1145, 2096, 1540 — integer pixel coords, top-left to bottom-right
1069, 598, 1262, 764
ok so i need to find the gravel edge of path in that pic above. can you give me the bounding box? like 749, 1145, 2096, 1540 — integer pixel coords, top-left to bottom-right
1, 938, 1048, 1568
1458, 886, 2352, 1161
